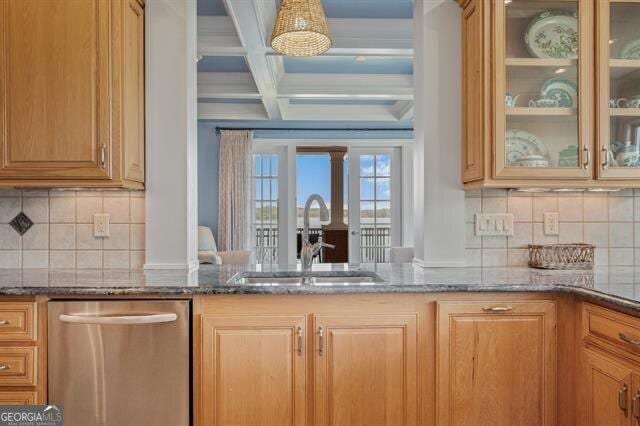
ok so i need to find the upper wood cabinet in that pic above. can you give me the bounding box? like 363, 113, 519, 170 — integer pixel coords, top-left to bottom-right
0, 0, 145, 189
313, 314, 418, 426
459, 0, 640, 189
437, 300, 557, 426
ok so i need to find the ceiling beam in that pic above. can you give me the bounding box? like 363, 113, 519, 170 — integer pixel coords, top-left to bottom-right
283, 104, 399, 121
391, 101, 415, 120
223, 0, 283, 119
197, 72, 261, 99
325, 18, 413, 56
277, 74, 413, 100
198, 102, 268, 120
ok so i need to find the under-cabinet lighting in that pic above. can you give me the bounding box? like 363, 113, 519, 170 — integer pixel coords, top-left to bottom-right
516, 188, 550, 193
588, 188, 622, 193
554, 68, 567, 74
504, 0, 512, 4
553, 188, 585, 192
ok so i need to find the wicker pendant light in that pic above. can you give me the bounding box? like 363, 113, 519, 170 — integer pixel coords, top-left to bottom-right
271, 0, 332, 57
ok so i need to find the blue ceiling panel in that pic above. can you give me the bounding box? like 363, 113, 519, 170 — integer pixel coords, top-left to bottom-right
289, 99, 396, 106
284, 56, 413, 74
275, 0, 413, 19
198, 0, 227, 16
198, 56, 249, 73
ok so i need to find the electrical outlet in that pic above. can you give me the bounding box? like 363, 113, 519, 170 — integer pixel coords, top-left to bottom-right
543, 212, 559, 236
93, 214, 110, 237
474, 213, 514, 236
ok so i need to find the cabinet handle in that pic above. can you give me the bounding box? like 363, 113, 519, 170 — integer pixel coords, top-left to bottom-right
602, 145, 609, 169
100, 144, 107, 168
296, 326, 303, 355
0, 320, 9, 326
620, 384, 629, 416
318, 326, 324, 356
0, 364, 10, 371
583, 146, 591, 169
482, 306, 513, 312
619, 333, 640, 346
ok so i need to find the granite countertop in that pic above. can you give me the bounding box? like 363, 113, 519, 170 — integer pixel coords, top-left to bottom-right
1, 263, 640, 310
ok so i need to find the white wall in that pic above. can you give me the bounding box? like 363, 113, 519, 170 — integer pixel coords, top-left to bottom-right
145, 0, 199, 270
413, 0, 466, 267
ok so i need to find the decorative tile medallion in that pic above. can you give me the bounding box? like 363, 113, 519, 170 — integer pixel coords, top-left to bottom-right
9, 212, 33, 236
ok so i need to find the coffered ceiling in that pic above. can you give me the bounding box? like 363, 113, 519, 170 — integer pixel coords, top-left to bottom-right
196, 0, 414, 122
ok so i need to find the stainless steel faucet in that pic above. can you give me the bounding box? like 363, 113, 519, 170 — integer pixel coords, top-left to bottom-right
301, 194, 334, 273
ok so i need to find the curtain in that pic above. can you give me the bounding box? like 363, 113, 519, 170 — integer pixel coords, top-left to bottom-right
217, 130, 253, 251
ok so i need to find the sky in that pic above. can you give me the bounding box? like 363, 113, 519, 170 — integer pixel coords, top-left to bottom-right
296, 155, 333, 208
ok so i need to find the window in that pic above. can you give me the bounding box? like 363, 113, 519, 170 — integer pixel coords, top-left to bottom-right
253, 153, 279, 265
359, 153, 392, 262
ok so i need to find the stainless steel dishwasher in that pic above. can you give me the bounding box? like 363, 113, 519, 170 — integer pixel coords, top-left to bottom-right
48, 300, 190, 426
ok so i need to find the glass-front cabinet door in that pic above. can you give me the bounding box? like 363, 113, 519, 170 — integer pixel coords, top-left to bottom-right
494, 0, 592, 180
597, 0, 640, 179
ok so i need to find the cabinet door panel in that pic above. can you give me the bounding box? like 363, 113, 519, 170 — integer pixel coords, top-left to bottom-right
314, 314, 417, 426
201, 315, 306, 426
0, 0, 110, 179
583, 349, 632, 426
461, 0, 485, 183
437, 301, 556, 426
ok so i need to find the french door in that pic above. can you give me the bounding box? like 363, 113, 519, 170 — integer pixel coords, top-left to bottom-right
348, 148, 401, 263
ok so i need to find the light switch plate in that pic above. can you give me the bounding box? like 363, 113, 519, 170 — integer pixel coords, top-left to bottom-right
93, 213, 110, 237
543, 212, 559, 236
474, 213, 514, 236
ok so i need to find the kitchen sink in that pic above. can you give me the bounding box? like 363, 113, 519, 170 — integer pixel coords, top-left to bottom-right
227, 270, 384, 286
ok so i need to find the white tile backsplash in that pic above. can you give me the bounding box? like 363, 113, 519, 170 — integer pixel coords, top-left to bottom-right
0, 189, 144, 269
466, 190, 640, 267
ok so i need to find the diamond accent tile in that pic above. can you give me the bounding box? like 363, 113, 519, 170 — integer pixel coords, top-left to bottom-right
9, 212, 33, 236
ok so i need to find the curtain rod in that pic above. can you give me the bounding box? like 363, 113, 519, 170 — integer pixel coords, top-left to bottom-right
214, 127, 413, 135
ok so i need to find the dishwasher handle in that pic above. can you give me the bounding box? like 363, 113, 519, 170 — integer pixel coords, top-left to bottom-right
59, 313, 178, 325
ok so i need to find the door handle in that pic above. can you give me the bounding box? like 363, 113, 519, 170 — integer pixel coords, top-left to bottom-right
59, 313, 177, 325
620, 384, 629, 416
482, 306, 513, 312
350, 231, 360, 236
583, 146, 591, 169
296, 326, 303, 355
318, 326, 324, 356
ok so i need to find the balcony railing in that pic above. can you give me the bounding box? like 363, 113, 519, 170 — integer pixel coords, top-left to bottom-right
255, 226, 390, 263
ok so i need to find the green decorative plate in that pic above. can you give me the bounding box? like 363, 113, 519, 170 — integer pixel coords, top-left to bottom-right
620, 39, 640, 59
506, 129, 550, 166
525, 9, 579, 59
541, 77, 578, 108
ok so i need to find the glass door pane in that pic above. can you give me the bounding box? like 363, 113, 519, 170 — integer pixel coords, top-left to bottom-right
496, 0, 590, 179
348, 149, 399, 263
253, 153, 279, 265
600, 1, 640, 178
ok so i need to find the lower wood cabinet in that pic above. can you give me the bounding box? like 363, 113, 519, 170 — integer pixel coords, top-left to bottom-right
582, 348, 637, 426
200, 315, 307, 426
313, 314, 417, 426
437, 301, 557, 426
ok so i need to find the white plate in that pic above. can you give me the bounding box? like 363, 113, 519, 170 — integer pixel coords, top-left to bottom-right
525, 9, 579, 59
541, 77, 578, 108
506, 129, 549, 166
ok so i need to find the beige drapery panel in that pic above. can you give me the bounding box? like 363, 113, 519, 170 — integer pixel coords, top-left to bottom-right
217, 130, 253, 251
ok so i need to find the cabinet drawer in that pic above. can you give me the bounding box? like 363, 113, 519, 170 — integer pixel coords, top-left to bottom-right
0, 303, 36, 342
583, 303, 640, 354
0, 347, 37, 387
0, 391, 37, 405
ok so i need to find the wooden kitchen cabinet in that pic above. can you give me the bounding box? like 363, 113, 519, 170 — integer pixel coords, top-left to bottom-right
582, 348, 634, 426
437, 300, 557, 425
313, 314, 418, 426
0, 0, 145, 188
200, 315, 307, 426
457, 0, 640, 189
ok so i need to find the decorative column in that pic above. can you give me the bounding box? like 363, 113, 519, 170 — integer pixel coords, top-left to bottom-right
323, 149, 348, 262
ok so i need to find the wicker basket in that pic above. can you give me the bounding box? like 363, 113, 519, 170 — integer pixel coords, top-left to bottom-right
528, 243, 595, 270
